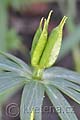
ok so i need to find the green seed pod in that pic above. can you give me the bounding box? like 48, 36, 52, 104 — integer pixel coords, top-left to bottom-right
31, 17, 44, 57
31, 19, 47, 67
31, 11, 53, 68
39, 16, 67, 68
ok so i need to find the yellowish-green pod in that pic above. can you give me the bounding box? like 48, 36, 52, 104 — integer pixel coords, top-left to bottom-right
31, 19, 47, 67
39, 16, 68, 68
31, 11, 53, 68
31, 17, 44, 57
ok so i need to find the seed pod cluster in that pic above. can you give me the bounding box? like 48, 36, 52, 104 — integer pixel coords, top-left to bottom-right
31, 11, 67, 69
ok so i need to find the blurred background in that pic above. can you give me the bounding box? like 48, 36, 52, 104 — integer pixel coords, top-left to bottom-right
0, 0, 80, 120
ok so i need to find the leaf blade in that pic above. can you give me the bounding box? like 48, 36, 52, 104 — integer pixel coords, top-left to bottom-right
20, 81, 44, 120
0, 75, 25, 103
45, 85, 78, 120
0, 51, 31, 74
43, 67, 80, 85
43, 78, 80, 92
43, 78, 80, 104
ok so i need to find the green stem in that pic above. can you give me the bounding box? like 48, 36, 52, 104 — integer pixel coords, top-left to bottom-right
32, 68, 43, 80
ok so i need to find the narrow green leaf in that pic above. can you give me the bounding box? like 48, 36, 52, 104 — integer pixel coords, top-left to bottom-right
0, 64, 32, 80
0, 55, 21, 69
0, 71, 20, 78
0, 71, 31, 80
43, 67, 80, 85
0, 76, 25, 103
43, 78, 80, 92
45, 85, 78, 120
58, 86, 80, 104
20, 81, 44, 120
0, 77, 25, 93
0, 63, 21, 72
50, 81, 80, 104
0, 51, 31, 74
43, 78, 80, 104
0, 54, 32, 80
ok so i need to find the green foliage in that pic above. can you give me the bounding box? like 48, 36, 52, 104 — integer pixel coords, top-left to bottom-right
46, 86, 78, 120
20, 81, 44, 120
0, 51, 80, 120
43, 67, 80, 104
0, 12, 80, 120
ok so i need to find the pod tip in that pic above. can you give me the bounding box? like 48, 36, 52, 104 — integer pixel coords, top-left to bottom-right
59, 16, 68, 29
47, 10, 53, 25
40, 17, 44, 28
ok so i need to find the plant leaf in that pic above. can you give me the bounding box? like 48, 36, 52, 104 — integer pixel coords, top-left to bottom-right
43, 78, 80, 92
0, 51, 31, 74
45, 85, 78, 120
0, 71, 20, 78
0, 63, 21, 72
43, 78, 80, 104
58, 85, 80, 104
0, 74, 26, 103
0, 52, 32, 80
0, 55, 21, 69
43, 67, 80, 85
20, 81, 44, 120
